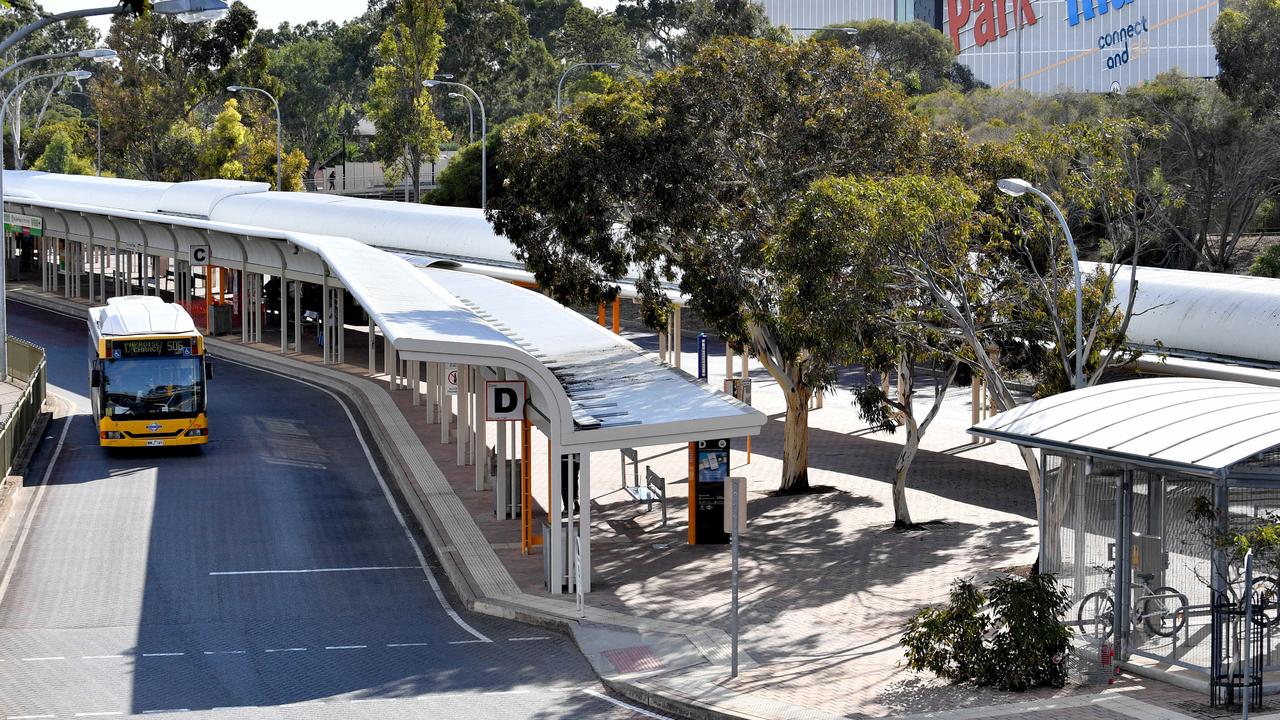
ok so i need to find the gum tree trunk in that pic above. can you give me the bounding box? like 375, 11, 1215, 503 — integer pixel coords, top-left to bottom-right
779, 381, 812, 494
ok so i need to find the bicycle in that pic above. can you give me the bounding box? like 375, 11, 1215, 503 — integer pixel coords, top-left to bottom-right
1077, 565, 1188, 639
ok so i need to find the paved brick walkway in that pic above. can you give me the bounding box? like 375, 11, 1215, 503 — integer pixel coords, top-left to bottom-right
300, 316, 1235, 719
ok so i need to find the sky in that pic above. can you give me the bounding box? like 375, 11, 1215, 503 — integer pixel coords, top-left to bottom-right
38, 0, 622, 38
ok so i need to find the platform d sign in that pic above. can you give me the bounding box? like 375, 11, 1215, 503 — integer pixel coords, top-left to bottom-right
486, 380, 527, 421
190, 244, 211, 265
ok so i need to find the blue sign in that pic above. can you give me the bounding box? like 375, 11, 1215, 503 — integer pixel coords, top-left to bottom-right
697, 333, 708, 382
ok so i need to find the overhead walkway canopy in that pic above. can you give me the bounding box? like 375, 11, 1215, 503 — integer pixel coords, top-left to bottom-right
970, 377, 1280, 479
6, 171, 767, 595
5, 171, 762, 452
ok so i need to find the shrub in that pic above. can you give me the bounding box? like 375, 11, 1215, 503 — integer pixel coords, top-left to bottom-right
902, 574, 1070, 691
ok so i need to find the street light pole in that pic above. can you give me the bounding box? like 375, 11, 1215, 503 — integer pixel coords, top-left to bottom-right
556, 62, 621, 112
228, 85, 282, 191
0, 0, 229, 56
423, 79, 486, 209
0, 69, 93, 381
999, 177, 1084, 389
0, 1, 227, 380
448, 91, 473, 145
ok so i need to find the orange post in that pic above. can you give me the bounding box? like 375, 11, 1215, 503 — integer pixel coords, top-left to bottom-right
597, 302, 606, 326
747, 436, 752, 463
687, 442, 697, 544
612, 297, 621, 333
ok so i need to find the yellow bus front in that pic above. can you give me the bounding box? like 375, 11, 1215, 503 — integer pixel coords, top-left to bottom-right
93, 336, 211, 448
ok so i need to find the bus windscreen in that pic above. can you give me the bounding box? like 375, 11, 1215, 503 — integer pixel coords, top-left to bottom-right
102, 356, 204, 419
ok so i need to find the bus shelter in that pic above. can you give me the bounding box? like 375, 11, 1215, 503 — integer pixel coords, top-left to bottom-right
3, 171, 768, 598
972, 377, 1280, 702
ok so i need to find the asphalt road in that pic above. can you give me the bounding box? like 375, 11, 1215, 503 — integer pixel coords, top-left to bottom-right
0, 301, 666, 720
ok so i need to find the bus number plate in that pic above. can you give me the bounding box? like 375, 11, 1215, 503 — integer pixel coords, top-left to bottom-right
146, 439, 164, 447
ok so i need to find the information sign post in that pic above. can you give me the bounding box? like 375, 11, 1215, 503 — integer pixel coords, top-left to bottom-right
689, 439, 730, 545
724, 476, 747, 677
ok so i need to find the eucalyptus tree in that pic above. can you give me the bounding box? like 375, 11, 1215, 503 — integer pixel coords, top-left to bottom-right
366, 0, 449, 200
492, 38, 930, 493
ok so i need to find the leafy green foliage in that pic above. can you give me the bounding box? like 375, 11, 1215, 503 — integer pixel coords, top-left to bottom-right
902, 575, 1070, 691
616, 0, 783, 71
366, 0, 449, 195
1251, 244, 1280, 278
438, 0, 556, 129
32, 129, 93, 175
1189, 495, 1280, 587
555, 5, 637, 65
1120, 72, 1280, 271
424, 131, 503, 207
1214, 0, 1280, 116
492, 38, 930, 492
812, 19, 974, 95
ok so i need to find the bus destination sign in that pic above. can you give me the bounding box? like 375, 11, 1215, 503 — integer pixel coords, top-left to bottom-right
111, 338, 197, 358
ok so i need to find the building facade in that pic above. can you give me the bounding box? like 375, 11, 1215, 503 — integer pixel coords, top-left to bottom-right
761, 0, 1219, 93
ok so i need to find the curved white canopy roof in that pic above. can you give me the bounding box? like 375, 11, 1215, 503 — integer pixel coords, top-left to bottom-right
971, 377, 1280, 477
4, 171, 762, 451
1086, 261, 1280, 366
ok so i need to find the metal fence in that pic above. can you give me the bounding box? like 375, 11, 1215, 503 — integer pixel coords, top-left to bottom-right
1042, 456, 1221, 676
1, 336, 47, 476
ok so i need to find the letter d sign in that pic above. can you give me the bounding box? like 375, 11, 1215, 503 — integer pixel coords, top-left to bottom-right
486, 380, 527, 421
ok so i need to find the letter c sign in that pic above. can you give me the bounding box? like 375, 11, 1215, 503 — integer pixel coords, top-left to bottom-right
190, 244, 210, 265
486, 380, 527, 421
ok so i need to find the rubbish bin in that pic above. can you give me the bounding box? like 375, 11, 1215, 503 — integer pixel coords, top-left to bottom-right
208, 303, 233, 336
542, 519, 571, 592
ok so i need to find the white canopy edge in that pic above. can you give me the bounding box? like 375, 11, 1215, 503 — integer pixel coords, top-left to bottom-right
971, 377, 1280, 477
5, 174, 764, 451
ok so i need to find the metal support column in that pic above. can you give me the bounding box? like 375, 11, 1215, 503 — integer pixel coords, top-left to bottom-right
475, 368, 487, 492
425, 362, 436, 424
549, 442, 564, 594
673, 304, 682, 369
457, 364, 469, 466
579, 453, 591, 593
292, 281, 302, 353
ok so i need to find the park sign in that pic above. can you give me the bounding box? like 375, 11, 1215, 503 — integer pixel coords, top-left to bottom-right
943, 0, 1219, 93
4, 212, 42, 237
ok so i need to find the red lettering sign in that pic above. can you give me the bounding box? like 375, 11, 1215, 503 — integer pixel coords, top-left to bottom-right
948, 0, 1038, 52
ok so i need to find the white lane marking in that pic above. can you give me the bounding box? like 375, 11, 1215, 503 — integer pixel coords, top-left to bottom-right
508, 636, 551, 642
447, 640, 486, 645
219, 358, 492, 643
582, 688, 673, 719
264, 647, 308, 653
82, 655, 127, 659
20, 656, 65, 661
386, 642, 430, 647
324, 645, 367, 650
203, 650, 247, 655
141, 652, 184, 657
0, 409, 73, 608
210, 565, 418, 576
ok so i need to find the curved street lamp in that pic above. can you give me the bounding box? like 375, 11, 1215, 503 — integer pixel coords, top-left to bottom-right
423, 79, 486, 209
556, 62, 621, 112
0, 69, 94, 380
0, 1, 228, 378
448, 91, 473, 145
999, 177, 1084, 390
0, 0, 230, 56
228, 85, 283, 191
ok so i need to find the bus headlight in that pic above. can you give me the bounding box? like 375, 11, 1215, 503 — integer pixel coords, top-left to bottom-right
184, 429, 207, 437
101, 431, 124, 439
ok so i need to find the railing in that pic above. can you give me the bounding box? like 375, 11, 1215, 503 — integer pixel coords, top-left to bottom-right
1, 337, 47, 476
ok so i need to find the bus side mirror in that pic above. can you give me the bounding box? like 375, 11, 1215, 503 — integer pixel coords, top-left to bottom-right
90, 369, 101, 388
205, 362, 214, 380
